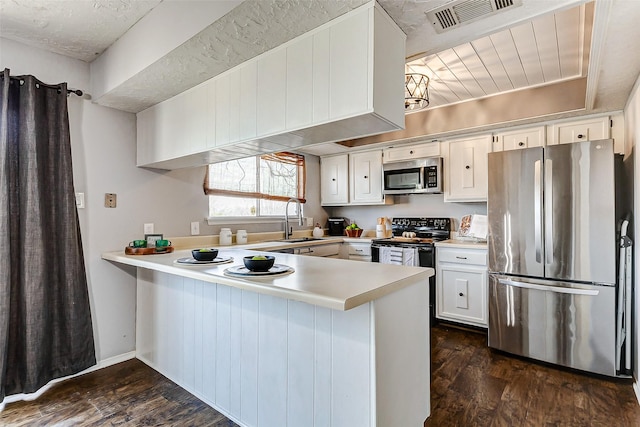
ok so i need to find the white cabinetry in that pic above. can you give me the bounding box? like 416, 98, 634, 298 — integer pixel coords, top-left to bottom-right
295, 243, 341, 258
382, 142, 440, 163
136, 2, 405, 170
436, 246, 488, 327
136, 83, 207, 166
350, 150, 384, 204
320, 154, 349, 205
321, 150, 390, 206
343, 241, 372, 262
492, 126, 544, 152
547, 115, 610, 145
443, 135, 491, 202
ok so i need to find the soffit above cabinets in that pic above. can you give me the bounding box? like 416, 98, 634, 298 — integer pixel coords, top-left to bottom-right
405, 3, 590, 109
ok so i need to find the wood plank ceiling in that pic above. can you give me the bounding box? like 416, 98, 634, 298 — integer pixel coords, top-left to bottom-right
405, 4, 587, 109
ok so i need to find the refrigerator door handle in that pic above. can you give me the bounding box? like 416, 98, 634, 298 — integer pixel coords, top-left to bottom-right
534, 159, 542, 263
544, 159, 554, 265
498, 278, 600, 296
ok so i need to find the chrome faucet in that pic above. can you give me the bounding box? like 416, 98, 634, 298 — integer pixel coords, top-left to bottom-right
284, 198, 303, 240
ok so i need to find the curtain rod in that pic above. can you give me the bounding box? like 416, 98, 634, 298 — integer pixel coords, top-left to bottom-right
8, 75, 84, 97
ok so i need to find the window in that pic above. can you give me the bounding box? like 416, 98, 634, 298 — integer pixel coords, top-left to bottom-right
204, 152, 305, 218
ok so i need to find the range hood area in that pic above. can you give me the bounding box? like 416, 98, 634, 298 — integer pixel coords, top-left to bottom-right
135, 2, 406, 170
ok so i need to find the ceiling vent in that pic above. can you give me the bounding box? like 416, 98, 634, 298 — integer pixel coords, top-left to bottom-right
426, 0, 523, 33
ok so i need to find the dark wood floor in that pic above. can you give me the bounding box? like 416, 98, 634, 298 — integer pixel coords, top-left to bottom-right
2, 325, 639, 426
0, 359, 238, 426
426, 324, 640, 427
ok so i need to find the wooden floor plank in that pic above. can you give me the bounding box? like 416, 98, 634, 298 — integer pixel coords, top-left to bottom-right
427, 324, 640, 427
1, 324, 639, 426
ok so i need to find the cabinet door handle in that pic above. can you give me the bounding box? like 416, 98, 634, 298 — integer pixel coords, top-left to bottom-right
518, 141, 525, 146
465, 165, 470, 169
456, 256, 467, 259
364, 175, 368, 179
332, 178, 336, 181
458, 292, 464, 297
577, 134, 585, 139
409, 150, 414, 154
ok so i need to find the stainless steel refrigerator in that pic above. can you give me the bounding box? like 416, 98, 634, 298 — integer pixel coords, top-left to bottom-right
487, 139, 631, 377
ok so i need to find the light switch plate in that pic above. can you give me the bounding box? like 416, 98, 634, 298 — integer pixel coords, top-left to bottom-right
104, 193, 116, 208
75, 192, 85, 209
144, 223, 154, 234
190, 221, 200, 235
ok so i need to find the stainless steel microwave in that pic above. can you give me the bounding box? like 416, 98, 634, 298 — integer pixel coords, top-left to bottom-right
382, 157, 443, 194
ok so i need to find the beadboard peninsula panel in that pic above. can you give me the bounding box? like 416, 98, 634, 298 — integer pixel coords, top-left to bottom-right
135, 268, 429, 426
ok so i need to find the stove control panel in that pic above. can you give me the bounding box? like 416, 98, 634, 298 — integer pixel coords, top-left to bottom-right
391, 217, 451, 231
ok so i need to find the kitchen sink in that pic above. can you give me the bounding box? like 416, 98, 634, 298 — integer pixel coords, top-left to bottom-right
271, 237, 326, 243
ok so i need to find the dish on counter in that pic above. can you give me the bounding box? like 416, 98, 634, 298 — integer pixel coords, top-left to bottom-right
224, 264, 294, 277
175, 256, 233, 265
191, 248, 219, 261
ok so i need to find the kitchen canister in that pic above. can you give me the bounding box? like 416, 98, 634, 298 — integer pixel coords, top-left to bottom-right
236, 229, 248, 244
220, 228, 232, 246
376, 217, 387, 238
312, 223, 324, 238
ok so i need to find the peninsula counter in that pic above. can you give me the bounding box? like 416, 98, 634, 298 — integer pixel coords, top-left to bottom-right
102, 247, 433, 426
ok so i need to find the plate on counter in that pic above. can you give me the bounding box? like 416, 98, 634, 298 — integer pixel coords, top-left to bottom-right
223, 264, 294, 278
174, 256, 233, 265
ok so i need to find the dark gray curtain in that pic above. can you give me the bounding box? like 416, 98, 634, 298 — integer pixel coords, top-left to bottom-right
0, 69, 95, 402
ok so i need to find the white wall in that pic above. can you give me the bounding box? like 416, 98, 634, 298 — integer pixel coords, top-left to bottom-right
624, 72, 640, 397
1, 37, 327, 364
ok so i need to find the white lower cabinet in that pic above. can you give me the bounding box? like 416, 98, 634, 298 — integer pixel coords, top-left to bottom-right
342, 241, 372, 262
295, 243, 341, 258
436, 246, 488, 327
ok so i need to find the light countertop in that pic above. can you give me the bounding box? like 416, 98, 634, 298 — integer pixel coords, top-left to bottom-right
435, 239, 488, 249
102, 246, 432, 312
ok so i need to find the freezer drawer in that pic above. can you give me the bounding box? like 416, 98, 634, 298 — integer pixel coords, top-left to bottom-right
488, 274, 617, 377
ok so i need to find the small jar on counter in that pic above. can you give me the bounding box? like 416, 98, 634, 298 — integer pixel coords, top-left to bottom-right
236, 229, 248, 244
219, 228, 232, 246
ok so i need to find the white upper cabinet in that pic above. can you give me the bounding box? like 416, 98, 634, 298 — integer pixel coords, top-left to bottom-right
383, 142, 440, 163
320, 150, 390, 206
320, 154, 349, 206
492, 126, 545, 152
136, 2, 405, 170
547, 115, 610, 145
329, 9, 369, 119
444, 135, 491, 202
239, 62, 258, 142
136, 85, 206, 166
350, 150, 384, 204
286, 35, 313, 130
257, 48, 287, 137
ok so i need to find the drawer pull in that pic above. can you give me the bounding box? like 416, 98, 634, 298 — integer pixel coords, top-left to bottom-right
465, 165, 470, 169
518, 141, 525, 147
456, 256, 468, 260
458, 292, 464, 297
409, 150, 414, 154
577, 134, 585, 139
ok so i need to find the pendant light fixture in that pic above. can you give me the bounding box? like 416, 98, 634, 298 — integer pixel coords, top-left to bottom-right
405, 73, 430, 111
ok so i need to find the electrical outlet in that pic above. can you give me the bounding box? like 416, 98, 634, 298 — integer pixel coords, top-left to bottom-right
306, 217, 313, 226
144, 223, 154, 234
104, 193, 116, 208
75, 192, 85, 209
190, 221, 200, 235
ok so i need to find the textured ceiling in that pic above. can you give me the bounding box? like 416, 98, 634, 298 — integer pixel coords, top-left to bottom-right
0, 0, 162, 61
1, 0, 640, 115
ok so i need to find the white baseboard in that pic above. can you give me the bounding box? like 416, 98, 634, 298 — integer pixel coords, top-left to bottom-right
0, 351, 136, 411
634, 379, 640, 406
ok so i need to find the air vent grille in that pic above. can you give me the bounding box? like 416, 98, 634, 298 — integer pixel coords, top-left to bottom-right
454, 0, 494, 24
434, 9, 457, 30
426, 0, 522, 33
